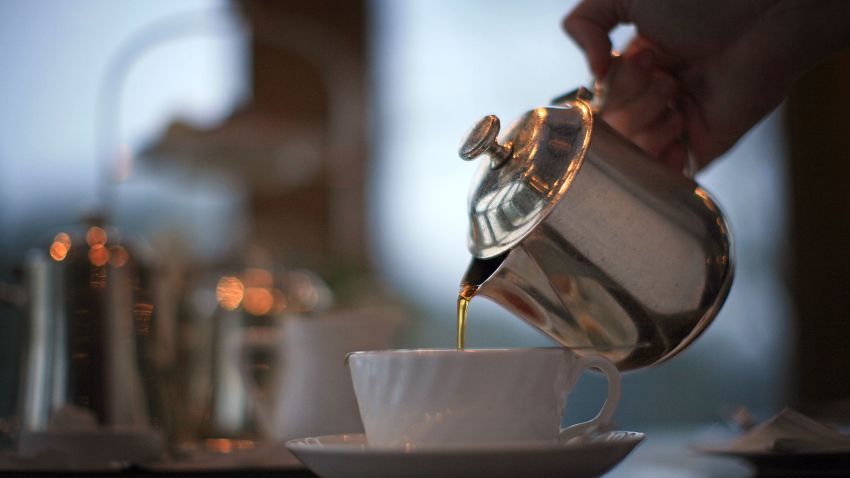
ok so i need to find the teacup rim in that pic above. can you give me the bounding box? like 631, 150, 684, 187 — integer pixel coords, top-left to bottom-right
346, 347, 573, 360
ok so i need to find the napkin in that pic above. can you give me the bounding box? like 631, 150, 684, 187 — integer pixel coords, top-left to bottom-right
725, 408, 850, 454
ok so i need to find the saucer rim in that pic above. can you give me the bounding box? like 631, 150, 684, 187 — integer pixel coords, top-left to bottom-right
286, 430, 645, 455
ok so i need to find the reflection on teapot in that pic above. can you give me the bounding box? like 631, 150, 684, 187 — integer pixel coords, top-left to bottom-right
458, 94, 733, 370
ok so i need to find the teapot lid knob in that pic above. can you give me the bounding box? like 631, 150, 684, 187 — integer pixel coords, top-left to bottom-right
459, 115, 512, 169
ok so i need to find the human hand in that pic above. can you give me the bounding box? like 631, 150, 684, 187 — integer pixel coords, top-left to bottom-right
592, 49, 688, 172
564, 0, 850, 170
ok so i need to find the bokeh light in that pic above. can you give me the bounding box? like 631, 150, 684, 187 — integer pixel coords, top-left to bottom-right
88, 244, 110, 266
216, 275, 245, 311
85, 226, 108, 247
243, 286, 273, 316
49, 232, 72, 261
109, 245, 129, 267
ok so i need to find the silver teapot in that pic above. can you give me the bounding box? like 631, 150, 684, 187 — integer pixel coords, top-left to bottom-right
459, 90, 733, 370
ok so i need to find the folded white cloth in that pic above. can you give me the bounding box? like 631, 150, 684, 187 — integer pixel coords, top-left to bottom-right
727, 408, 850, 453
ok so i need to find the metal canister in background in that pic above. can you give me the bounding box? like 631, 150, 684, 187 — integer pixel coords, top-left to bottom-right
17, 222, 165, 464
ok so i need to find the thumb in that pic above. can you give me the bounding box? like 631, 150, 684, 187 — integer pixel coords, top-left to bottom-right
563, 0, 630, 78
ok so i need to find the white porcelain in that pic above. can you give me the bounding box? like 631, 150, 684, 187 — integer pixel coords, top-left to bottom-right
287, 431, 643, 478
700, 408, 850, 454
347, 348, 621, 447
240, 307, 402, 442
696, 409, 850, 475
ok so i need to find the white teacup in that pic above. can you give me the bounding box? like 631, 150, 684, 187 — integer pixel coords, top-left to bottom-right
347, 348, 620, 448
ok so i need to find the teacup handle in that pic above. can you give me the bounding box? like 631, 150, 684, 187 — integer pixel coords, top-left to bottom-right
559, 354, 621, 440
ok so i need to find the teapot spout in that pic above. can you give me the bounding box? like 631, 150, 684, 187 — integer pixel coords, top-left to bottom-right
461, 245, 643, 369
459, 252, 508, 300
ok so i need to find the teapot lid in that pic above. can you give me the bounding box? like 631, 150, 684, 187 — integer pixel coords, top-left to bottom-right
460, 100, 593, 258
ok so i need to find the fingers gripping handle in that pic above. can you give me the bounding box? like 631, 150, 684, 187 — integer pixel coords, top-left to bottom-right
552, 53, 697, 178
559, 355, 621, 440
548, 52, 623, 111
598, 53, 698, 178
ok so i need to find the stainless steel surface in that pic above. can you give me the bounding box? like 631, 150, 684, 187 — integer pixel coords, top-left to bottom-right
459, 115, 513, 169
18, 225, 163, 433
460, 99, 733, 370
462, 104, 590, 258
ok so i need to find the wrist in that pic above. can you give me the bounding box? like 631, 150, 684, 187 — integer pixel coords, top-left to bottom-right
760, 0, 850, 80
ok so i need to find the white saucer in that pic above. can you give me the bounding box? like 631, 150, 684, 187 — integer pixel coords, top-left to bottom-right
286, 431, 644, 478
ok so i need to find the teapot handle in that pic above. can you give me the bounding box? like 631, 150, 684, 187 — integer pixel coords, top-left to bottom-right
552, 54, 697, 178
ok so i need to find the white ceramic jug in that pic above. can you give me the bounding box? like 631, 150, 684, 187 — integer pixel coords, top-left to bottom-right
240, 306, 403, 441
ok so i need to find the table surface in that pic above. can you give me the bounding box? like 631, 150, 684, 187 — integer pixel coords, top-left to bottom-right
0, 425, 815, 477
608, 425, 752, 478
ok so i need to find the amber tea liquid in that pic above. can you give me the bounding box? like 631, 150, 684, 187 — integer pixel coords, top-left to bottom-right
456, 253, 508, 350
456, 284, 477, 350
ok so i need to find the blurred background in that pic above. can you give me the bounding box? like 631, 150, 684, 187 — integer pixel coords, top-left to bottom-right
0, 0, 847, 446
